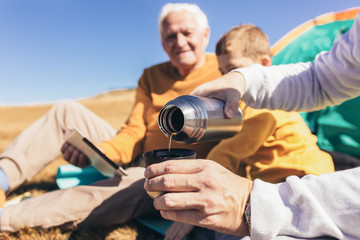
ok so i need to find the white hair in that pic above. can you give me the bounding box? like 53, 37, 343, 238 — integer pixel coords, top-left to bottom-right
158, 3, 209, 34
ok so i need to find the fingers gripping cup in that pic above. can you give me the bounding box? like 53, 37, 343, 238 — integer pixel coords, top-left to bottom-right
143, 148, 196, 199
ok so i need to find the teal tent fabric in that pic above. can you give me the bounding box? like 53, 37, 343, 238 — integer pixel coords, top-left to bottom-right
316, 98, 360, 157
56, 165, 108, 189
272, 20, 354, 65
271, 17, 360, 157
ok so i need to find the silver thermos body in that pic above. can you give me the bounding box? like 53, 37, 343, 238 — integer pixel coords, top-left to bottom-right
158, 95, 244, 144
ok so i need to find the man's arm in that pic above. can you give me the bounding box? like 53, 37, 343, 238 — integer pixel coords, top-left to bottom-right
144, 159, 360, 239
192, 13, 360, 114
99, 73, 150, 164
239, 13, 360, 112
251, 167, 360, 240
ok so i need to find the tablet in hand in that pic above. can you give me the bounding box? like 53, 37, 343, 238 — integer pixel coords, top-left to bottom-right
64, 129, 127, 177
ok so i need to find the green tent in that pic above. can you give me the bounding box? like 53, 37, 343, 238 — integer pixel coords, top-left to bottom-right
271, 7, 360, 157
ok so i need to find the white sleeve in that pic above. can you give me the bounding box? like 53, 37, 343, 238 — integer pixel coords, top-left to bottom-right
235, 13, 360, 112
250, 167, 360, 240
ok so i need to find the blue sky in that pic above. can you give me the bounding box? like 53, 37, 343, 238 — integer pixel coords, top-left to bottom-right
1, 0, 359, 105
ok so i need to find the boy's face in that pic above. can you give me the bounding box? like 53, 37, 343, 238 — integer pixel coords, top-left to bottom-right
217, 52, 257, 75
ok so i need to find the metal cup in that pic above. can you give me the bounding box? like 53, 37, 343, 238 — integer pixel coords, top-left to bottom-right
143, 148, 196, 198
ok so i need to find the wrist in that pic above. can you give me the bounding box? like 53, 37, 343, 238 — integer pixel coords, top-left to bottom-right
236, 177, 253, 236
228, 70, 246, 98
244, 199, 251, 234
238, 178, 253, 236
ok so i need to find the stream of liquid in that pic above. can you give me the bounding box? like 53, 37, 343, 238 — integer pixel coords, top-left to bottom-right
168, 132, 176, 153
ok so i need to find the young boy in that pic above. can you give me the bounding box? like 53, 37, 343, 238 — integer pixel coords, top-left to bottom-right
166, 24, 335, 240
206, 24, 335, 183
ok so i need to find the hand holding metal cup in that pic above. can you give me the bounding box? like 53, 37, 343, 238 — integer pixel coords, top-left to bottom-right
143, 148, 196, 198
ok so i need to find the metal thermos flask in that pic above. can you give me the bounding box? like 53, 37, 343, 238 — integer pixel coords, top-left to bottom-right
158, 95, 243, 144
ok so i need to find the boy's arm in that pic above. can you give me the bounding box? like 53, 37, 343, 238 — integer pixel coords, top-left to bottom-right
206, 110, 276, 177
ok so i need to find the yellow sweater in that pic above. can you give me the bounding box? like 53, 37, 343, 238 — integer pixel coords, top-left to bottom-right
207, 102, 335, 183
100, 54, 222, 164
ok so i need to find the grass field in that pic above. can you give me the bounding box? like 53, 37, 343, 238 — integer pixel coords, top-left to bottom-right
0, 89, 163, 240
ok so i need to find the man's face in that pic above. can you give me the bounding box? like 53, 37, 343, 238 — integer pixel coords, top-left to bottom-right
217, 52, 256, 75
161, 10, 209, 71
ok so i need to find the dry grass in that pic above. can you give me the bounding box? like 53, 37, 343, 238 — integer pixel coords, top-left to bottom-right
0, 89, 163, 240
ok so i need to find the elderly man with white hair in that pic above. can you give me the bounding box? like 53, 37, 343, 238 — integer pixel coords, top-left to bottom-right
0, 3, 221, 235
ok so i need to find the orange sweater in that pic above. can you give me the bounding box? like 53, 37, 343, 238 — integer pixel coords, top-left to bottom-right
207, 102, 335, 183
100, 54, 222, 164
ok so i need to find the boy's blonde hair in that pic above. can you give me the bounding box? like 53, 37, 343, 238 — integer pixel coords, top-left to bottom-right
216, 24, 271, 61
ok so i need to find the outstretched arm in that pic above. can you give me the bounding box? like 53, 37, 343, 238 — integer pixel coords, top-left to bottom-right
192, 13, 360, 114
